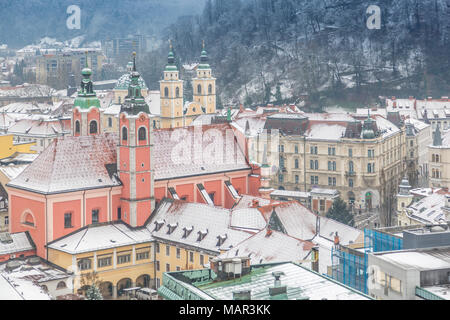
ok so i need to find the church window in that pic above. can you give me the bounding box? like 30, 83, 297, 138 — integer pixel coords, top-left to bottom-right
92, 209, 99, 224
208, 84, 212, 94
108, 117, 112, 127
176, 87, 180, 98
122, 127, 128, 141
75, 120, 80, 134
64, 213, 72, 228
164, 87, 169, 97
138, 127, 147, 141
197, 84, 202, 94
89, 120, 98, 134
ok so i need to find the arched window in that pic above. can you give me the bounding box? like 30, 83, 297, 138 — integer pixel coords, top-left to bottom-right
75, 120, 80, 134
23, 212, 35, 227
164, 87, 169, 97
208, 84, 212, 94
197, 84, 202, 94
176, 87, 180, 98
138, 127, 147, 141
122, 126, 128, 141
432, 154, 436, 162
57, 281, 67, 289
89, 120, 98, 134
436, 154, 440, 163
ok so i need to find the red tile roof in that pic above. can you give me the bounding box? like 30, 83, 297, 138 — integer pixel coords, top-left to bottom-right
8, 133, 120, 194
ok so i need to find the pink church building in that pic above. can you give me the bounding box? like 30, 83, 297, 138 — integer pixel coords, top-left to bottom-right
6, 56, 261, 258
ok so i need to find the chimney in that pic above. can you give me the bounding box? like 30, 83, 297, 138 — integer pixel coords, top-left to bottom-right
311, 247, 319, 273
269, 271, 287, 296
334, 232, 340, 249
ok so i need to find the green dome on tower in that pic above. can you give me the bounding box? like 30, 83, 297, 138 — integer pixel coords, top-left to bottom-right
121, 52, 150, 115
73, 52, 100, 110
198, 40, 210, 70
165, 40, 178, 72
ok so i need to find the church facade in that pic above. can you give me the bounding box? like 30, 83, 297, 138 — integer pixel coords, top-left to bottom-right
6, 54, 260, 259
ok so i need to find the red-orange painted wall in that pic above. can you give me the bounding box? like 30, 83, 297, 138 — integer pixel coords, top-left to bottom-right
204, 180, 222, 206
224, 186, 236, 209
175, 184, 194, 202
52, 199, 81, 240
232, 177, 247, 195
10, 194, 46, 258
85, 196, 107, 224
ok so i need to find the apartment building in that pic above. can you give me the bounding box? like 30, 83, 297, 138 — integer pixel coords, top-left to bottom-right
238, 110, 406, 225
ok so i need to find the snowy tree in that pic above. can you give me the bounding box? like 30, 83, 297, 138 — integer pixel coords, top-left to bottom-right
85, 284, 103, 300
326, 197, 354, 227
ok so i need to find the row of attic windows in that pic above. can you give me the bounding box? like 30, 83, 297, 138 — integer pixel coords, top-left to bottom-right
153, 221, 226, 246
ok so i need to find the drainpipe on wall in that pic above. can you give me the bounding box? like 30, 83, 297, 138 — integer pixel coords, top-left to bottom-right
303, 136, 307, 192
82, 190, 86, 227
45, 194, 48, 260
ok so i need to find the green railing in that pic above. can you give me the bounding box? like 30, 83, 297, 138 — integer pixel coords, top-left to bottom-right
415, 286, 445, 300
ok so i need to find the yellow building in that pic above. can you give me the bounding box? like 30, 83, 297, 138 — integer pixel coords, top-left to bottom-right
45, 199, 242, 299
159, 44, 184, 129
47, 222, 155, 299
0, 134, 36, 160
192, 42, 216, 115
159, 42, 216, 129
243, 112, 406, 226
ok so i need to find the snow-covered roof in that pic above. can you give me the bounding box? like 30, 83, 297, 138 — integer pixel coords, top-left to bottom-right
0, 257, 70, 300
144, 90, 160, 116
270, 189, 310, 199
406, 191, 448, 224
305, 123, 347, 141
0, 165, 28, 181
114, 72, 147, 90
373, 115, 401, 139
102, 104, 121, 116
8, 133, 120, 194
217, 229, 314, 265
48, 222, 153, 255
0, 232, 35, 255
372, 247, 450, 270
7, 118, 67, 137
304, 113, 355, 122
199, 262, 369, 300
0, 272, 50, 300
230, 208, 267, 231
0, 84, 55, 98
404, 118, 430, 132
147, 199, 252, 254
153, 124, 251, 181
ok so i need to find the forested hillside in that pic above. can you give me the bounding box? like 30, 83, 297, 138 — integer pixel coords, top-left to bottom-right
165, 0, 450, 108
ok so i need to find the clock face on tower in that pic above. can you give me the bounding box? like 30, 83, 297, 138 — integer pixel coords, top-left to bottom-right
208, 97, 213, 102
165, 100, 169, 106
